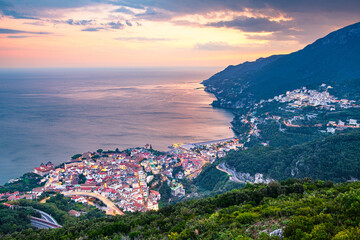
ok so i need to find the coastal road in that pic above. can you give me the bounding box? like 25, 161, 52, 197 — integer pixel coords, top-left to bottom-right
216, 162, 245, 183
62, 191, 124, 215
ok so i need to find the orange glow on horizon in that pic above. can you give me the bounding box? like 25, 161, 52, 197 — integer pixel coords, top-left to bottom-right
0, 3, 352, 68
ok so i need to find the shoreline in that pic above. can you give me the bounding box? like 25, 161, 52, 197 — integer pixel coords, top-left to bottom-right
1, 137, 243, 215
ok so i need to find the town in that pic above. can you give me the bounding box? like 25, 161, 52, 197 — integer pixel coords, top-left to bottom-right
1, 138, 243, 215
238, 84, 359, 143
2, 84, 358, 216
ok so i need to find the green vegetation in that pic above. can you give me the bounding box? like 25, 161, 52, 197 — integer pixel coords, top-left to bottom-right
203, 22, 360, 108
249, 121, 322, 148
193, 164, 229, 191
11, 193, 106, 226
159, 183, 172, 206
172, 165, 183, 177
224, 130, 360, 182
78, 174, 86, 184
203, 22, 360, 152
4, 179, 360, 239
148, 148, 166, 156
328, 78, 360, 102
193, 164, 244, 195
0, 173, 43, 193
0, 205, 39, 235
71, 154, 82, 160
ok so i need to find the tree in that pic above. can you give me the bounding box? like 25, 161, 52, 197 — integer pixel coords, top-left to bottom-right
71, 154, 82, 160
78, 174, 86, 184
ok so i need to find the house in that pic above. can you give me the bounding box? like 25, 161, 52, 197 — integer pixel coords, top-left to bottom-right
149, 190, 161, 201
68, 209, 81, 217
327, 127, 336, 134
349, 119, 358, 125
64, 160, 83, 169
170, 180, 185, 196
33, 163, 55, 176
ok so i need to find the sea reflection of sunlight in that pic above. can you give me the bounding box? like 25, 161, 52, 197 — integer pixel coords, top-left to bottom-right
22, 82, 206, 100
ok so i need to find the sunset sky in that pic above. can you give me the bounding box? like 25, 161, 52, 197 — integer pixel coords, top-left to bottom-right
0, 0, 359, 68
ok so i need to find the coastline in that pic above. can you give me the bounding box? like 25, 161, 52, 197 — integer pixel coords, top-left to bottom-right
1, 137, 243, 215
0, 68, 234, 184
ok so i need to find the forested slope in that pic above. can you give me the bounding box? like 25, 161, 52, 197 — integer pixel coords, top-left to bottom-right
224, 130, 360, 182
4, 179, 360, 239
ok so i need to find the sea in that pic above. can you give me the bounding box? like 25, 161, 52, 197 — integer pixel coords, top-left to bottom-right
0, 67, 234, 184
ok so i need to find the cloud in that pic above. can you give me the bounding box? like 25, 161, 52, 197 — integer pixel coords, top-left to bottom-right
110, 1, 145, 10
113, 7, 134, 15
81, 27, 103, 32
171, 20, 202, 27
207, 17, 290, 33
244, 28, 301, 41
194, 41, 240, 51
135, 8, 173, 20
0, 0, 11, 7
7, 35, 31, 38
66, 19, 94, 26
0, 0, 359, 45
109, 0, 360, 15
1, 0, 96, 10
23, 21, 47, 26
115, 36, 172, 41
0, 28, 50, 34
1, 9, 39, 19
72, 20, 132, 32
2, 0, 360, 20
108, 21, 124, 29
125, 20, 132, 26
0, 0, 99, 19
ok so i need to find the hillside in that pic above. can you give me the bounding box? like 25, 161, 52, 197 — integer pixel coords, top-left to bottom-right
203, 21, 360, 109
4, 179, 360, 239
223, 130, 360, 183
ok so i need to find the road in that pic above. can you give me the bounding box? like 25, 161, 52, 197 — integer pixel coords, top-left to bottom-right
3, 204, 62, 229
35, 209, 59, 225
276, 119, 285, 132
62, 191, 124, 215
39, 196, 50, 203
216, 162, 245, 183
30, 216, 62, 229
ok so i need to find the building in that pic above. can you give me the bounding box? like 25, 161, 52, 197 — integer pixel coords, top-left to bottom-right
327, 127, 336, 134
68, 210, 81, 217
33, 163, 55, 176
349, 119, 358, 125
170, 180, 185, 196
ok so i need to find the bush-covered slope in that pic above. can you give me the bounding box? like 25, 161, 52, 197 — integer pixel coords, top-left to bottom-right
0, 205, 39, 236
0, 173, 44, 193
224, 130, 360, 182
4, 179, 360, 239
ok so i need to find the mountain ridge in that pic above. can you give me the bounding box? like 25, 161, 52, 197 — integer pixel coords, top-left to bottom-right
203, 21, 360, 109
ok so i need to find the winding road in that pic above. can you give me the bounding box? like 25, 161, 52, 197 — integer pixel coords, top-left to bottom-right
216, 162, 245, 183
30, 216, 62, 229
4, 204, 62, 229
35, 208, 60, 225
62, 191, 124, 215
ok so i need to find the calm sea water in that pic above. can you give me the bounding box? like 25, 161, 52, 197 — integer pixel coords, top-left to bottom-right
0, 68, 234, 184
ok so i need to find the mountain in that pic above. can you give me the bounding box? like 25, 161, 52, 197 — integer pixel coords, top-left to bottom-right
203, 21, 360, 109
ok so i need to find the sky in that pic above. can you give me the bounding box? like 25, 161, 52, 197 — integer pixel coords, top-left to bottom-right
0, 0, 359, 68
